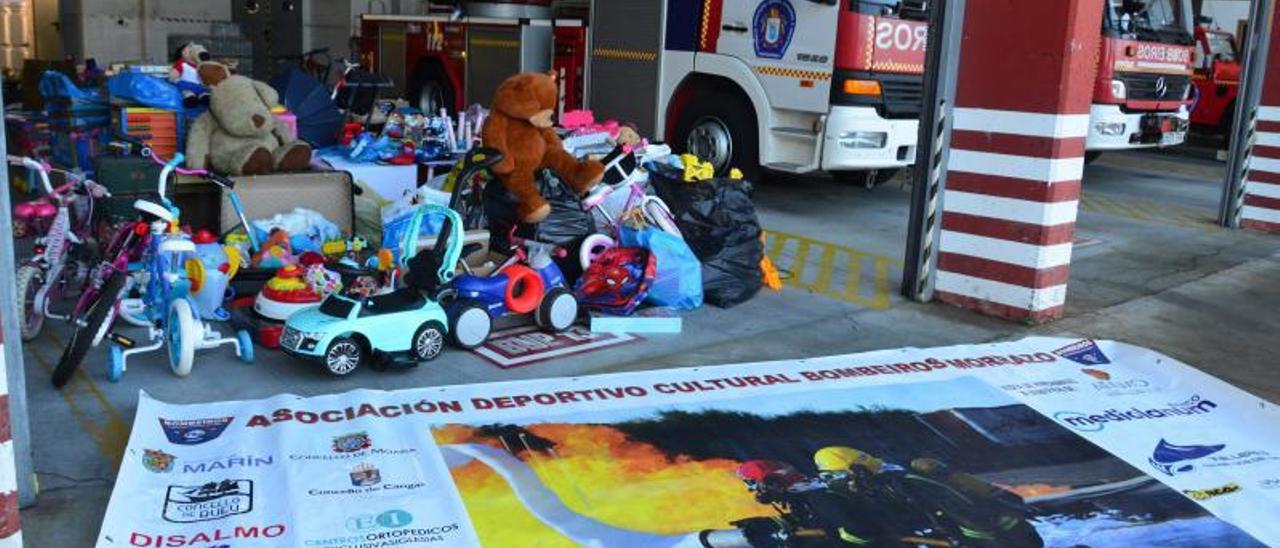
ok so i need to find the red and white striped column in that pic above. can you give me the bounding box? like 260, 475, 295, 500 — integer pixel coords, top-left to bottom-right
933, 0, 1103, 323
1242, 7, 1280, 233
0, 325, 18, 546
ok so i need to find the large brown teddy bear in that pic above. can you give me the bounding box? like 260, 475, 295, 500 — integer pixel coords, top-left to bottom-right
186, 62, 312, 175
482, 72, 603, 223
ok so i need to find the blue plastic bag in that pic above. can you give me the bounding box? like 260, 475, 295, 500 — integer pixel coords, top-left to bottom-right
107, 72, 183, 111
619, 226, 703, 310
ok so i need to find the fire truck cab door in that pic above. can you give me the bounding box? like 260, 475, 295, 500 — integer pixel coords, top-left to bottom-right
714, 0, 840, 113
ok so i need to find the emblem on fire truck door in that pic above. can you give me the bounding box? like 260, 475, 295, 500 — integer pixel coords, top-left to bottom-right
753, 0, 797, 60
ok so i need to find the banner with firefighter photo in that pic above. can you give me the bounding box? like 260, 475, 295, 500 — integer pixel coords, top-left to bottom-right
98, 338, 1280, 547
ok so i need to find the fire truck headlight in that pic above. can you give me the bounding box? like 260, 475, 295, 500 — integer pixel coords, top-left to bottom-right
1094, 122, 1127, 136
839, 132, 887, 149
1110, 79, 1127, 100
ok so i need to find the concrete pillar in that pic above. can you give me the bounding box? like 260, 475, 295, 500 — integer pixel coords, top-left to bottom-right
0, 326, 18, 546
933, 0, 1103, 323
1243, 5, 1280, 233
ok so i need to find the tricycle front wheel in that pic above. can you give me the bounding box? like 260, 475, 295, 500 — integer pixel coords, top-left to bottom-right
166, 299, 198, 377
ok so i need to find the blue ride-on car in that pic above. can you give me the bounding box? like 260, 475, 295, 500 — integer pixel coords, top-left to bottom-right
280, 290, 448, 375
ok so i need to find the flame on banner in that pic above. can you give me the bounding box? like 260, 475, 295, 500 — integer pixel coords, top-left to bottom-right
1001, 482, 1071, 498
433, 424, 770, 546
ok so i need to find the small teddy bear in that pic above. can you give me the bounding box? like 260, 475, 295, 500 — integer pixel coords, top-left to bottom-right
482, 71, 604, 223
185, 62, 312, 176
170, 42, 211, 108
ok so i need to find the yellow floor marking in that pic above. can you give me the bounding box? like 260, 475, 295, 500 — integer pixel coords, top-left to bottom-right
765, 229, 893, 309
34, 332, 129, 470
1080, 193, 1219, 232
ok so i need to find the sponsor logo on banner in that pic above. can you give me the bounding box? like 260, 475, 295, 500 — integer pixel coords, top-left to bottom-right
999, 379, 1079, 397
305, 509, 463, 546
142, 449, 176, 473
290, 432, 415, 462
351, 462, 381, 486
1146, 439, 1280, 476
333, 431, 372, 453
1183, 482, 1242, 501
1080, 369, 1158, 397
1055, 395, 1218, 431
1082, 368, 1110, 381
159, 417, 233, 445
1053, 340, 1110, 366
129, 523, 285, 547
752, 0, 796, 60
309, 463, 425, 497
163, 479, 254, 523
181, 454, 274, 474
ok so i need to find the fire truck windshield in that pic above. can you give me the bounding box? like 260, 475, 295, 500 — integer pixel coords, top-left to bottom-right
849, 0, 928, 21
1105, 0, 1194, 44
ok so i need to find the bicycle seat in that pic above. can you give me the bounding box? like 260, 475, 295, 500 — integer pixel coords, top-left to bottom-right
159, 236, 196, 254
133, 199, 174, 223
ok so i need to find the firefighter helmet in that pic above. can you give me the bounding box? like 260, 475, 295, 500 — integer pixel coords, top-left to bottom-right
814, 446, 885, 474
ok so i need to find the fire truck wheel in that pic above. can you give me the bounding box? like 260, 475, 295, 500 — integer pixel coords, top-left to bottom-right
833, 169, 899, 189
673, 94, 761, 182
408, 60, 456, 114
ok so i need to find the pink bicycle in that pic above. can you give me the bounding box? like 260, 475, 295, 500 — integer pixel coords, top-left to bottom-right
578, 175, 681, 270
10, 156, 108, 341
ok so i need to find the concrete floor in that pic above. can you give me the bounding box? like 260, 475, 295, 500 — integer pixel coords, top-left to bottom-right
17, 149, 1280, 545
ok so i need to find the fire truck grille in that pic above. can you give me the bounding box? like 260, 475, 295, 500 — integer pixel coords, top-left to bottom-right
881, 76, 924, 119
1118, 73, 1191, 101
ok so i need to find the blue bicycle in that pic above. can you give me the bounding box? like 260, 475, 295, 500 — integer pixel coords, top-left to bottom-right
108, 153, 253, 380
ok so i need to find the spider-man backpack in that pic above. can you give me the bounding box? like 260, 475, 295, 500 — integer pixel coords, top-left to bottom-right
573, 247, 656, 316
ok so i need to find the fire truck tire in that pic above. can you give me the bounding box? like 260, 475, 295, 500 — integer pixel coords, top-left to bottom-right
408, 60, 456, 115
672, 93, 761, 183
833, 169, 899, 189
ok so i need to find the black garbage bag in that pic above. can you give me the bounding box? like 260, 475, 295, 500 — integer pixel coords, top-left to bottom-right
649, 165, 762, 308
483, 168, 594, 283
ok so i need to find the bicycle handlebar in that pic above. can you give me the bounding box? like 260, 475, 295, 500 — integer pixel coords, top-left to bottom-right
9, 155, 54, 195
147, 152, 235, 189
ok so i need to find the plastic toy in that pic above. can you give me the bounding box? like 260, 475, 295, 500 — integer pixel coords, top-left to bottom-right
107, 153, 254, 380
578, 153, 682, 270
279, 288, 448, 376
9, 156, 108, 341
443, 226, 579, 349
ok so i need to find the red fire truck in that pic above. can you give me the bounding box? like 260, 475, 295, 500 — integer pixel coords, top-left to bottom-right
1086, 0, 1197, 160
1189, 23, 1241, 134
359, 0, 928, 185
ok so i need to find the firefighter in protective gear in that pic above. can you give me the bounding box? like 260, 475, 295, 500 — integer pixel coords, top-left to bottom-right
735, 458, 914, 546
812, 446, 1043, 547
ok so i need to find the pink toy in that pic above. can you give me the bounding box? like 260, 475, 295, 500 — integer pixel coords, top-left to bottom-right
560, 109, 595, 129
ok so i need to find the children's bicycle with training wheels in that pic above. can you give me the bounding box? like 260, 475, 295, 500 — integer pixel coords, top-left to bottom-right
104, 154, 254, 382
53, 151, 260, 386
10, 156, 109, 341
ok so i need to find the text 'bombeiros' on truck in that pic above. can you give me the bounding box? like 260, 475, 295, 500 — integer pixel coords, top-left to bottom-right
1087, 0, 1197, 162
358, 0, 929, 187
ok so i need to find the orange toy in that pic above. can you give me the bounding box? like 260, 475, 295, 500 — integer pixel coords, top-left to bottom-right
482, 72, 604, 223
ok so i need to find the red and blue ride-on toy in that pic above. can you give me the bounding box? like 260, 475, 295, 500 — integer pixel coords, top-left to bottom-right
404, 148, 580, 350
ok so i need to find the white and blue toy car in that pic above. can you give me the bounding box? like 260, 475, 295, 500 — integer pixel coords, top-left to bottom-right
280, 290, 448, 375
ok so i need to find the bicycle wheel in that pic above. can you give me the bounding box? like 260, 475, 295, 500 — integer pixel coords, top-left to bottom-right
52, 271, 126, 388
16, 265, 44, 341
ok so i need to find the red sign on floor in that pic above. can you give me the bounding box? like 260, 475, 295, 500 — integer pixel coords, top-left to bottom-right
473, 325, 640, 369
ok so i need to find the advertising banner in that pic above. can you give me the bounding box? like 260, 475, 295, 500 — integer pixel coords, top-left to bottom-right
98, 338, 1280, 547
